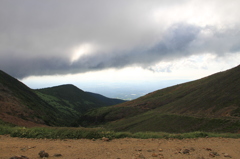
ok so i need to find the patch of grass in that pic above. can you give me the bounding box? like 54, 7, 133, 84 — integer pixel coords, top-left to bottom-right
35, 92, 80, 120
35, 84, 106, 113
1, 124, 240, 140
80, 106, 144, 126
106, 112, 240, 133
132, 132, 169, 139
0, 119, 15, 127
0, 126, 105, 139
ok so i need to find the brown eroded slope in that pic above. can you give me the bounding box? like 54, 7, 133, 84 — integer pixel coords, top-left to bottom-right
0, 70, 58, 127
0, 83, 45, 127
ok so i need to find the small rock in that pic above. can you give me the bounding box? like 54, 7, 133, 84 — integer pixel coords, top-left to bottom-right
134, 153, 145, 159
180, 149, 190, 154
213, 152, 219, 156
54, 154, 62, 157
190, 147, 195, 152
159, 153, 164, 158
20, 147, 28, 152
159, 148, 163, 152
152, 153, 158, 157
102, 137, 110, 141
205, 148, 212, 151
209, 152, 215, 157
223, 153, 232, 158
209, 151, 220, 157
20, 146, 36, 152
9, 156, 29, 159
38, 150, 49, 158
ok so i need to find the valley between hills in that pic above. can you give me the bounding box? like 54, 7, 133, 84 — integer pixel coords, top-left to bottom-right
0, 65, 240, 158
0, 65, 240, 132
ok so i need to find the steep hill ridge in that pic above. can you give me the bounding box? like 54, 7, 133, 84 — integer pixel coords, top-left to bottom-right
35, 84, 104, 113
82, 65, 240, 133
122, 64, 240, 117
0, 70, 125, 127
0, 70, 58, 126
35, 84, 125, 113
35, 84, 125, 126
86, 92, 127, 106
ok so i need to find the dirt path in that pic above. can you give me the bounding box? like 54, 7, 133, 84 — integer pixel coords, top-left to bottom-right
0, 135, 240, 159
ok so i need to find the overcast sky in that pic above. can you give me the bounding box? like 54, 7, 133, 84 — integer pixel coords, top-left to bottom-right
0, 0, 240, 98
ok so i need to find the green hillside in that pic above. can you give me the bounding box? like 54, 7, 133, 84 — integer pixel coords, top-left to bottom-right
86, 92, 127, 106
0, 70, 125, 127
35, 85, 103, 113
81, 65, 240, 133
34, 84, 126, 126
0, 70, 59, 126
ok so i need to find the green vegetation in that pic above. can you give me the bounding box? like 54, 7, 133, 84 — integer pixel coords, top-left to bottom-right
35, 84, 125, 113
81, 65, 240, 133
106, 112, 240, 133
35, 84, 105, 113
0, 70, 60, 126
86, 92, 127, 106
0, 119, 15, 127
1, 123, 240, 139
1, 65, 240, 134
79, 106, 144, 126
35, 91, 80, 126
0, 70, 125, 127
34, 84, 125, 127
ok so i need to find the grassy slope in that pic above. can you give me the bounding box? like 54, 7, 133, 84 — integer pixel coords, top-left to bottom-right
35, 84, 104, 112
35, 84, 126, 126
0, 69, 125, 127
0, 70, 59, 126
36, 85, 125, 113
82, 65, 240, 133
34, 84, 104, 127
86, 92, 126, 106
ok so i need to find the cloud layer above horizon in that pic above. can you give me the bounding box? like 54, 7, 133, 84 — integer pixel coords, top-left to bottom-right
0, 0, 240, 79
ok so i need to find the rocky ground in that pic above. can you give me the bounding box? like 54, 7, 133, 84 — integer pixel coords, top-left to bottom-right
0, 135, 239, 159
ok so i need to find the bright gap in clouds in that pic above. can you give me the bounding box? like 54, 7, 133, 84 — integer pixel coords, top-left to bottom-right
70, 43, 94, 64
21, 53, 240, 100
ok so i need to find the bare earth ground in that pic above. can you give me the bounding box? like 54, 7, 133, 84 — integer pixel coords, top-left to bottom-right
0, 135, 240, 159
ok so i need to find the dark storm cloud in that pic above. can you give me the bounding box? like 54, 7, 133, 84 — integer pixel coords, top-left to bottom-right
0, 0, 240, 78
1, 23, 240, 79
70, 23, 240, 72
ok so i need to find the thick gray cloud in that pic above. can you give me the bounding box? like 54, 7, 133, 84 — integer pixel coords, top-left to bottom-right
0, 0, 240, 78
